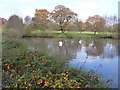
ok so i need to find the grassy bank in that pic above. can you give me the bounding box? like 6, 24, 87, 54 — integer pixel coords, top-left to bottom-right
23, 30, 100, 38
2, 38, 109, 88
99, 32, 118, 39
23, 30, 119, 39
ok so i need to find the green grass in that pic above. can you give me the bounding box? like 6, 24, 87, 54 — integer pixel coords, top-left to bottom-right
25, 30, 100, 38
99, 32, 118, 39
2, 38, 109, 88
27, 30, 119, 39
31, 30, 99, 35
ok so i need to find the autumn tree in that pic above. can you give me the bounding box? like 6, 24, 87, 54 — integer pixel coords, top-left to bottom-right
86, 15, 106, 34
82, 22, 92, 31
74, 18, 83, 33
32, 9, 50, 31
51, 5, 77, 33
64, 22, 78, 31
6, 15, 24, 38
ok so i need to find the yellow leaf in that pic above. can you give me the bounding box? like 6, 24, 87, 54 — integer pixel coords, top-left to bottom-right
18, 79, 20, 81
7, 65, 10, 69
14, 84, 18, 88
37, 79, 42, 84
44, 83, 48, 87
5, 86, 10, 88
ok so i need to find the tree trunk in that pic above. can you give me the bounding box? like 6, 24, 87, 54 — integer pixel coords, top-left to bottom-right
61, 28, 65, 33
60, 25, 65, 33
79, 29, 82, 33
94, 31, 96, 35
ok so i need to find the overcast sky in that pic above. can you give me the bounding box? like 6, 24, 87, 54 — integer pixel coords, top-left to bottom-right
0, 0, 119, 21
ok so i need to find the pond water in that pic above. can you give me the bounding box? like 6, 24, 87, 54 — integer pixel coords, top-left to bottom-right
23, 38, 119, 88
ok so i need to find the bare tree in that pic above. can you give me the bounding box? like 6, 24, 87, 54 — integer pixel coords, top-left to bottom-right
104, 16, 118, 32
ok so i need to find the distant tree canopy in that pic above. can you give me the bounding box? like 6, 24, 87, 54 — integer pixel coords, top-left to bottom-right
82, 21, 92, 31
7, 15, 23, 29
104, 16, 118, 32
51, 5, 78, 33
32, 9, 50, 31
74, 18, 83, 32
24, 16, 32, 24
0, 17, 7, 25
35, 9, 50, 20
30, 5, 117, 33
6, 15, 24, 38
3, 5, 118, 38
86, 15, 106, 33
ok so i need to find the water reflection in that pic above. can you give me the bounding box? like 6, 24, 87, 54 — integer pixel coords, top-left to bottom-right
23, 38, 118, 88
58, 40, 63, 46
78, 40, 82, 44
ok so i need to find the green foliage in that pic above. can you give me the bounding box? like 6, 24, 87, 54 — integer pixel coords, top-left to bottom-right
24, 24, 36, 36
26, 30, 99, 38
32, 14, 50, 31
3, 28, 24, 38
2, 51, 106, 88
99, 32, 118, 39
2, 38, 27, 53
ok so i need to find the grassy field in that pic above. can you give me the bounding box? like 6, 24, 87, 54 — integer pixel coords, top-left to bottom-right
2, 26, 118, 39
23, 30, 100, 38
22, 30, 119, 39
31, 30, 99, 34
2, 38, 109, 88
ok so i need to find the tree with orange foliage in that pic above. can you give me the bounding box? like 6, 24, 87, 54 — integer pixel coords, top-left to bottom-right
82, 22, 92, 31
33, 9, 50, 30
86, 15, 105, 35
51, 5, 77, 33
35, 9, 49, 20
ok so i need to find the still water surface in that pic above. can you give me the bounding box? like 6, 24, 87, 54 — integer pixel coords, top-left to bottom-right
23, 38, 118, 88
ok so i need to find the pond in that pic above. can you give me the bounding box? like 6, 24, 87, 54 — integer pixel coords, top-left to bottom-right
23, 38, 118, 88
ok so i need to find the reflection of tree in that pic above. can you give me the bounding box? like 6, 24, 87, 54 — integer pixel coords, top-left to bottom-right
83, 39, 104, 57
24, 38, 81, 63
24, 38, 118, 61
58, 40, 80, 59
100, 39, 118, 59
83, 39, 117, 59
25, 38, 47, 52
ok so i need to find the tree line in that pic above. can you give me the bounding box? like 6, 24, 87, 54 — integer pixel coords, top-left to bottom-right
1, 5, 118, 37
